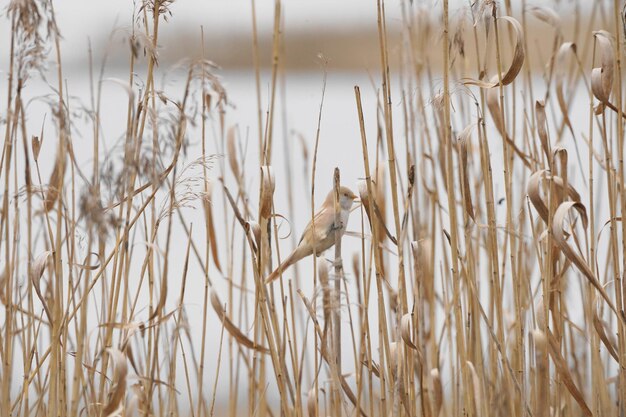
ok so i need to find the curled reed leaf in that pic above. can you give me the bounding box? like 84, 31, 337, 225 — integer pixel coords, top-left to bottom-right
103, 348, 128, 417
551, 202, 618, 316
209, 288, 269, 353
591, 31, 614, 112
528, 170, 581, 224
31, 251, 53, 324
73, 252, 102, 271
400, 313, 418, 350
259, 166, 275, 220
463, 16, 525, 88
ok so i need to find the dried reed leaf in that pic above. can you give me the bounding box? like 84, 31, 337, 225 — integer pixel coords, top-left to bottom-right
535, 298, 546, 330
400, 313, 418, 350
486, 84, 533, 167
374, 162, 387, 241
297, 290, 369, 417
457, 124, 475, 220
357, 180, 371, 216
412, 239, 434, 301
466, 361, 483, 417
533, 330, 549, 417
147, 275, 167, 322
44, 153, 65, 212
361, 359, 380, 378
430, 368, 443, 417
102, 348, 128, 417
203, 182, 222, 273
31, 135, 41, 161
244, 221, 261, 254
552, 147, 569, 202
307, 388, 317, 417
31, 251, 53, 324
73, 252, 101, 271
389, 341, 400, 377
593, 310, 619, 362
259, 166, 275, 220
0, 270, 5, 305
352, 253, 360, 284
591, 31, 614, 112
529, 6, 561, 28
545, 330, 592, 416
555, 43, 578, 135
463, 16, 525, 88
357, 180, 396, 245
528, 170, 581, 224
103, 78, 135, 101
535, 100, 551, 162
130, 383, 148, 417
209, 288, 269, 353
226, 125, 240, 180
552, 202, 618, 315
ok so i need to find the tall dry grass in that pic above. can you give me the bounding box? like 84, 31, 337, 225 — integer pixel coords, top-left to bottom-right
1, 0, 626, 416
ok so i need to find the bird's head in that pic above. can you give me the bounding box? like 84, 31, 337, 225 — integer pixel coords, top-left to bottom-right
338, 186, 358, 210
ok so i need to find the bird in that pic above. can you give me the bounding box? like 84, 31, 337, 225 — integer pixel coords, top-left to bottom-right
265, 186, 358, 284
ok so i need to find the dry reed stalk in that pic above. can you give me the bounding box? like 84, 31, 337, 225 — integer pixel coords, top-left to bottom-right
4, 1, 626, 417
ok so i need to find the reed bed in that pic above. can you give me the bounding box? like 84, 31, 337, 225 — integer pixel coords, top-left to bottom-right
1, 0, 626, 416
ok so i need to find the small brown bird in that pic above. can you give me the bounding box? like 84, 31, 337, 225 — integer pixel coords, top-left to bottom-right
265, 186, 358, 284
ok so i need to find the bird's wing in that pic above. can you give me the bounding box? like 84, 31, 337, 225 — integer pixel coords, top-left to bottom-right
298, 207, 335, 245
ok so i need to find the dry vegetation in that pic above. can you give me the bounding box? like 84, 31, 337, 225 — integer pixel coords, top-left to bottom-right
2, 0, 626, 416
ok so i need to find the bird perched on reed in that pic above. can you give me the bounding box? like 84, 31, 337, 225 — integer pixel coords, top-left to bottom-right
265, 186, 358, 283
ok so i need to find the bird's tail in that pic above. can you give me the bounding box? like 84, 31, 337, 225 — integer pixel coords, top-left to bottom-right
265, 249, 304, 284
265, 263, 286, 284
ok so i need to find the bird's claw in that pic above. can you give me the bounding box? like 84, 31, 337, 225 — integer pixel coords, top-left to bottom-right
333, 258, 343, 270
